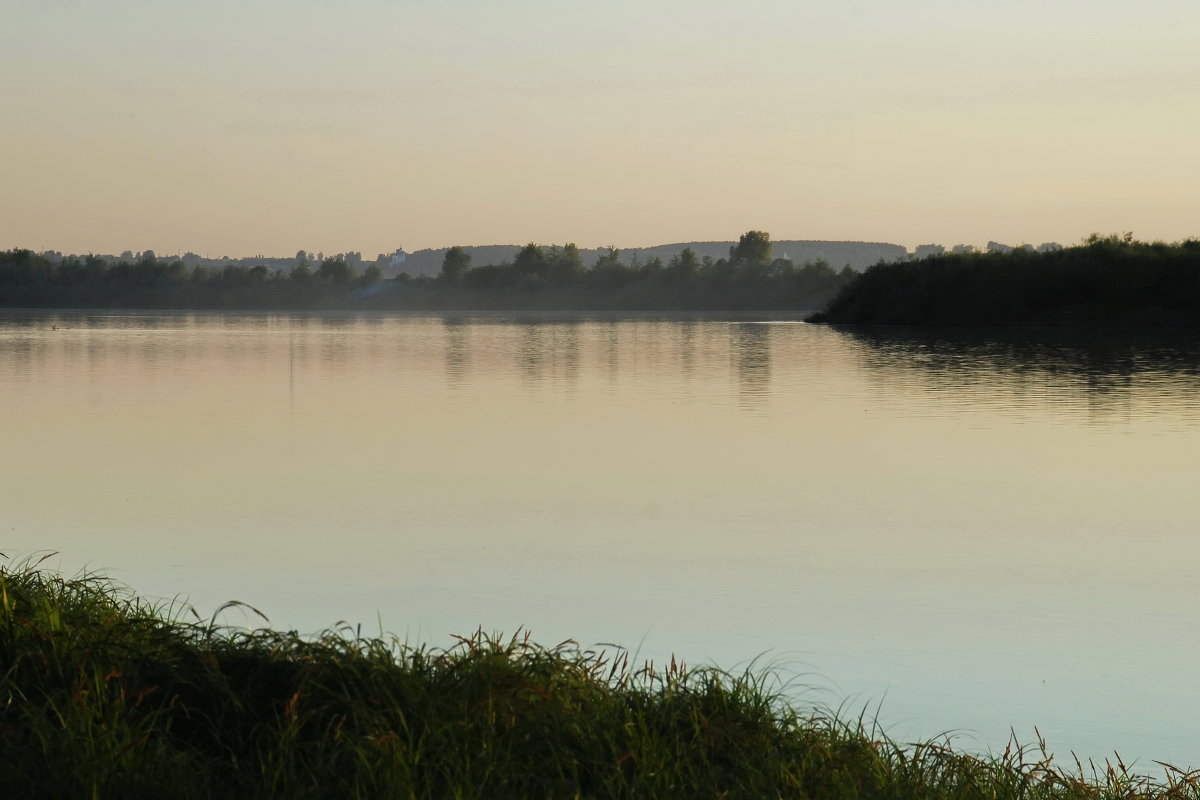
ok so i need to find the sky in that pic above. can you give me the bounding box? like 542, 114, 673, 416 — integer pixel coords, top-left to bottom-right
3, 0, 1199, 257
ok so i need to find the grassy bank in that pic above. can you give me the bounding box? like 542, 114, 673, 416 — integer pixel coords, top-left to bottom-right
2, 559, 1196, 799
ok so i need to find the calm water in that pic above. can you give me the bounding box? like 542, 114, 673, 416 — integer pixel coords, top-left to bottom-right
2, 310, 1199, 767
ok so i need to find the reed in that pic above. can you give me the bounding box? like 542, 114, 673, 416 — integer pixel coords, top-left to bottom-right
2, 556, 1196, 799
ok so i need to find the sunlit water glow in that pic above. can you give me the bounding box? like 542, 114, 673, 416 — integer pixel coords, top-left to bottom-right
2, 310, 1199, 767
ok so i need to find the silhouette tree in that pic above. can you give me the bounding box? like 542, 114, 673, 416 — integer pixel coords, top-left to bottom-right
594, 246, 621, 268
548, 243, 584, 282
317, 256, 353, 285
732, 231, 772, 264
513, 243, 547, 280
290, 262, 313, 283
668, 247, 700, 280
441, 246, 471, 284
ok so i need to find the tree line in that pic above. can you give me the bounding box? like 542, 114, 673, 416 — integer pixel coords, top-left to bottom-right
0, 232, 857, 311
0, 248, 386, 309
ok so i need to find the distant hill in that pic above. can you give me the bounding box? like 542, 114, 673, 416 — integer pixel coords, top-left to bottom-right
392, 240, 907, 278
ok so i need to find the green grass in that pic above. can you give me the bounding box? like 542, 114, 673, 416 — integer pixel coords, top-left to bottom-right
2, 556, 1197, 799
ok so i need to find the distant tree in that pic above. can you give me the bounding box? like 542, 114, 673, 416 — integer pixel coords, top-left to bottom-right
1084, 233, 1127, 247
640, 256, 665, 277
441, 246, 471, 284
513, 243, 547, 280
548, 243, 584, 282
362, 264, 383, 283
463, 263, 509, 290
218, 265, 251, 287
317, 256, 353, 285
769, 257, 795, 277
668, 247, 700, 280
710, 256, 735, 283
593, 246, 621, 269
590, 247, 632, 289
732, 231, 772, 264
290, 262, 313, 283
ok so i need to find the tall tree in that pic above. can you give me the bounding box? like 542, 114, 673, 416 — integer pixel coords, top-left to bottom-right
513, 243, 547, 279
668, 247, 700, 279
441, 246, 471, 284
732, 231, 772, 265
317, 256, 353, 285
549, 243, 584, 282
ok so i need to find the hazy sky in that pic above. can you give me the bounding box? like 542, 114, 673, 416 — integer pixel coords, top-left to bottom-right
3, 0, 1198, 256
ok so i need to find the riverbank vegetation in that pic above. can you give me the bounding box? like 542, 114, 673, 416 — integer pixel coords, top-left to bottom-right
808, 235, 1200, 326
0, 232, 854, 312
3, 558, 1197, 798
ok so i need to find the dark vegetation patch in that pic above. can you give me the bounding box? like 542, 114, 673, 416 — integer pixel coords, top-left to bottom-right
808, 235, 1200, 326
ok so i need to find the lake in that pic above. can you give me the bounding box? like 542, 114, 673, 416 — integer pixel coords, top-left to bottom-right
2, 309, 1198, 767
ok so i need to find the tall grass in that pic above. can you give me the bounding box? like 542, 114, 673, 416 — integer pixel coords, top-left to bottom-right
2, 556, 1197, 799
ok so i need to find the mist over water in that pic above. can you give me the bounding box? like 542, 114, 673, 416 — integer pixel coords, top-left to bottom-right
2, 310, 1199, 767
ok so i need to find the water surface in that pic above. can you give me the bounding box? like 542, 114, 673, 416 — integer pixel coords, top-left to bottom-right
2, 310, 1198, 766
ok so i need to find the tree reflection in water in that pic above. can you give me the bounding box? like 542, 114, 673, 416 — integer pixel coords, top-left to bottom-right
838, 326, 1200, 425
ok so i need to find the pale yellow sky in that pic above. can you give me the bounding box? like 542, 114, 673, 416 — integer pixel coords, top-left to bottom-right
3, 0, 1198, 257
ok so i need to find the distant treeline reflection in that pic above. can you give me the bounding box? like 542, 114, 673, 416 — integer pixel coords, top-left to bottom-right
843, 326, 1200, 417
0, 232, 853, 311
438, 315, 774, 408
